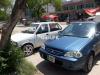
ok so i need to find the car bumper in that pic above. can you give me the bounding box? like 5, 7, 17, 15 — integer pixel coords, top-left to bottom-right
39, 48, 87, 70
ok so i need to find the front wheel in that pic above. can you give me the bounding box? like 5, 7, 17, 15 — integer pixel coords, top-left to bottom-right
22, 44, 34, 56
83, 54, 94, 73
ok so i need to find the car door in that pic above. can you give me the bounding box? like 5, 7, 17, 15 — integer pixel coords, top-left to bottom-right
48, 23, 62, 39
35, 23, 49, 47
94, 23, 100, 55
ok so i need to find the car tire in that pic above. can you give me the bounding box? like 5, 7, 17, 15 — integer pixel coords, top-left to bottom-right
83, 53, 94, 73
22, 44, 34, 56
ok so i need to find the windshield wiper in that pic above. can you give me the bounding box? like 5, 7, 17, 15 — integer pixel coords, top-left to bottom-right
61, 34, 88, 38
76, 36, 88, 38
61, 34, 73, 36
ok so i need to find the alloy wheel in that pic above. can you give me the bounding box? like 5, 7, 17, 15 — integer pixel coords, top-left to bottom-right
23, 44, 33, 56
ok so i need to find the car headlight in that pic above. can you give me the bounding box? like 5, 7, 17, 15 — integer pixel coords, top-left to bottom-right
64, 51, 83, 58
41, 44, 45, 49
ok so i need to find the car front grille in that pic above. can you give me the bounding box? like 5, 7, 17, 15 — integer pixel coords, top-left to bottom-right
46, 47, 64, 56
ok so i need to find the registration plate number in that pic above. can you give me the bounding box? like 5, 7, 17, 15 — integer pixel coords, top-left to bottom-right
47, 55, 55, 63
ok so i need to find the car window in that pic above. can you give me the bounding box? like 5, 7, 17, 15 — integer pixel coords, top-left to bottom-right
49, 23, 61, 31
37, 24, 49, 34
22, 24, 39, 34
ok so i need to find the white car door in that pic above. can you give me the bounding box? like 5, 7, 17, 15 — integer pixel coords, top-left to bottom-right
35, 23, 49, 47
48, 23, 62, 40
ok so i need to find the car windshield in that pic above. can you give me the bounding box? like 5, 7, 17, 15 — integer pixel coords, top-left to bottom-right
22, 24, 39, 34
60, 22, 95, 38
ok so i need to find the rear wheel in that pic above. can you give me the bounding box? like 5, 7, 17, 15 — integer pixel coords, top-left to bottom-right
22, 44, 34, 56
83, 54, 94, 73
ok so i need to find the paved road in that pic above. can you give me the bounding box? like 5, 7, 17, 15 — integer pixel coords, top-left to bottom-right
2, 23, 100, 75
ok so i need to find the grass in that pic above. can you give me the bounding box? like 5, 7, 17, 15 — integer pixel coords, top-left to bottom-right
17, 59, 37, 75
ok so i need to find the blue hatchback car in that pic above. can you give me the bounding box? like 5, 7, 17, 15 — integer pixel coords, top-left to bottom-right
39, 22, 100, 73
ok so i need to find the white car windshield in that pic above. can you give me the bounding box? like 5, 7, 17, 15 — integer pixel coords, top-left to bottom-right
22, 24, 39, 34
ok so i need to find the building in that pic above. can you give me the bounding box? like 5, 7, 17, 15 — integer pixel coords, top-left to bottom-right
43, 3, 56, 13
58, 0, 96, 21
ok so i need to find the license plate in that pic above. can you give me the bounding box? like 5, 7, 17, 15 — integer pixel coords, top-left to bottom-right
47, 55, 55, 63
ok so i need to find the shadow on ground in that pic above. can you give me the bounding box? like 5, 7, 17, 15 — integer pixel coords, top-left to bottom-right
36, 61, 87, 75
36, 53, 100, 75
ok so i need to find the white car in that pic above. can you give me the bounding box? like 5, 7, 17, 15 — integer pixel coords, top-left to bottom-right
11, 22, 62, 56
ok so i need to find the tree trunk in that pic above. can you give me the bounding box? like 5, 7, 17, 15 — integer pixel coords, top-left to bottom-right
0, 0, 27, 49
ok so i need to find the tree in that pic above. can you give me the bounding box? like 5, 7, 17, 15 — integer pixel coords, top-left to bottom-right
0, 0, 11, 12
0, 0, 26, 49
0, 0, 11, 8
52, 0, 62, 11
0, 0, 12, 21
27, 0, 62, 20
0, 1, 37, 74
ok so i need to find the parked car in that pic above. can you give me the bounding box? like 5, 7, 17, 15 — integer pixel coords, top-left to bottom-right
39, 21, 100, 73
87, 16, 95, 21
20, 18, 33, 26
11, 22, 62, 56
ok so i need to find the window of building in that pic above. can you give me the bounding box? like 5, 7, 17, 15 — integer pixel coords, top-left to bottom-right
77, 5, 83, 10
63, 6, 69, 10
79, 5, 83, 9
68, 6, 75, 10
66, 6, 69, 10
63, 6, 66, 10
90, 3, 95, 8
85, 3, 95, 8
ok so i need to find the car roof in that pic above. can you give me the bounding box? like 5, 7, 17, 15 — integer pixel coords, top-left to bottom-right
31, 22, 59, 24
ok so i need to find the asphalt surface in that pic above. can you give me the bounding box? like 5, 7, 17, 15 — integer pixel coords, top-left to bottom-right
1, 23, 100, 75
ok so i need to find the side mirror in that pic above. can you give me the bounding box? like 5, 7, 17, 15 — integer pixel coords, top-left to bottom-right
58, 31, 62, 35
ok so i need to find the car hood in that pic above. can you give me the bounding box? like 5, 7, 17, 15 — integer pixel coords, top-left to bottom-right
46, 36, 92, 51
11, 33, 35, 42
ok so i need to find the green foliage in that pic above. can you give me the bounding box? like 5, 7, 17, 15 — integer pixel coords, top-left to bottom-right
27, 0, 62, 19
0, 10, 9, 21
0, 0, 11, 8
17, 59, 36, 75
0, 42, 36, 75
27, 0, 47, 19
0, 0, 11, 21
0, 42, 24, 74
53, 0, 62, 11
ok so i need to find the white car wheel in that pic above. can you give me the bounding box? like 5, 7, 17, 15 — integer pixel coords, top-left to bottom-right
22, 44, 33, 56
